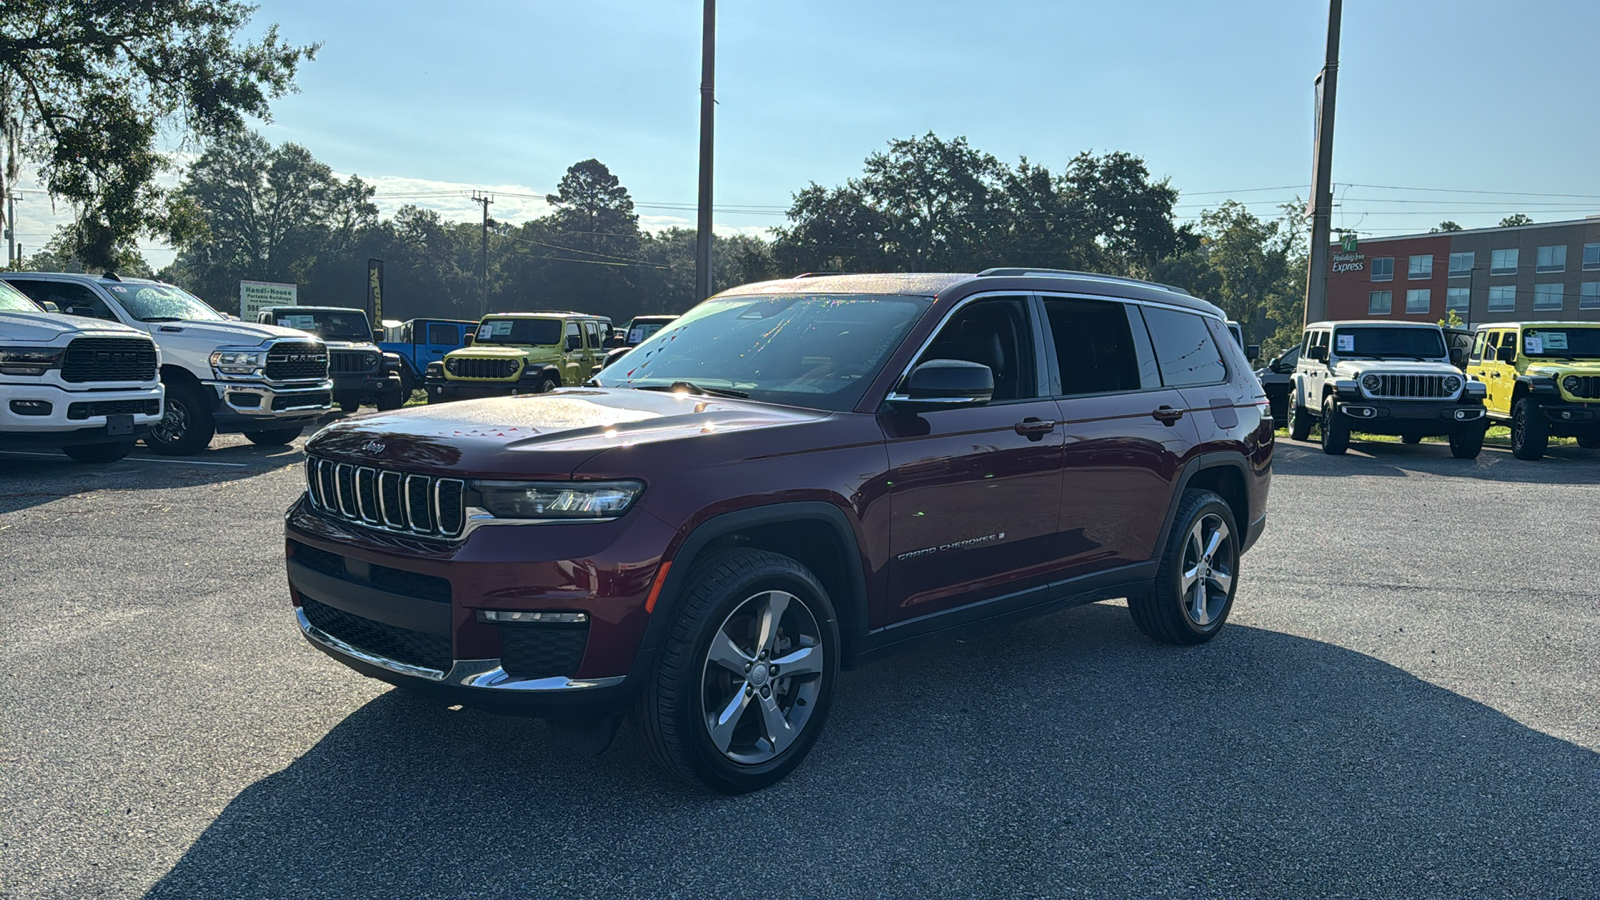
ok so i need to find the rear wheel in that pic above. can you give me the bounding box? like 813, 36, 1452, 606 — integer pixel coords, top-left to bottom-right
339, 400, 360, 413
1320, 396, 1350, 455
632, 548, 839, 794
1448, 424, 1485, 460
1289, 402, 1313, 441
1511, 397, 1548, 460
144, 381, 214, 456
1401, 432, 1422, 445
1577, 434, 1600, 449
62, 441, 134, 464
244, 426, 303, 446
1128, 489, 1239, 645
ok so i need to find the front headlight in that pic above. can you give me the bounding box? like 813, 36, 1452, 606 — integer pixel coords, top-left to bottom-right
210, 348, 267, 375
365, 353, 380, 367
0, 346, 63, 376
1443, 375, 1462, 393
1362, 374, 1381, 393
1564, 376, 1581, 394
469, 480, 644, 520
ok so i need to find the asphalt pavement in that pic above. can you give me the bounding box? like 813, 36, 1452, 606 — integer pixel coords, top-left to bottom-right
2, 433, 1597, 899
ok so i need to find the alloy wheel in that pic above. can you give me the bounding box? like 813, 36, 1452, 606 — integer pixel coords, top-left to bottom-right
151, 398, 189, 445
1179, 513, 1234, 628
700, 589, 826, 765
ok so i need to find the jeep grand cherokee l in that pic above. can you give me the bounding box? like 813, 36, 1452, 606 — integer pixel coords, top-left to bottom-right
285, 270, 1273, 793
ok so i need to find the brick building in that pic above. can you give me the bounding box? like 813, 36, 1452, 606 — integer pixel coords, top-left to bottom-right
1325, 217, 1600, 326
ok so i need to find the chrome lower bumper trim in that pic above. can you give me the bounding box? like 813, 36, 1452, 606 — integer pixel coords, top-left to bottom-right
296, 608, 625, 692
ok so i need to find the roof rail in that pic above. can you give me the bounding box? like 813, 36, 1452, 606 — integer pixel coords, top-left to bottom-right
974, 267, 1192, 296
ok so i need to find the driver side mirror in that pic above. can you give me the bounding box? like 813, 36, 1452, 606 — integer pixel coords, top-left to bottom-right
887, 359, 994, 409
1308, 345, 1328, 362
463, 333, 475, 346
1494, 345, 1515, 363
565, 334, 583, 351
39, 300, 60, 313
1246, 344, 1261, 362
373, 329, 385, 344
1449, 346, 1466, 367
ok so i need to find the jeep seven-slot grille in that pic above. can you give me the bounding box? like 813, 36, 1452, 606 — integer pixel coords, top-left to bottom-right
61, 337, 158, 383
330, 349, 375, 375
66, 398, 161, 420
1366, 374, 1457, 400
265, 341, 329, 381
446, 356, 520, 379
1565, 376, 1600, 400
305, 455, 465, 537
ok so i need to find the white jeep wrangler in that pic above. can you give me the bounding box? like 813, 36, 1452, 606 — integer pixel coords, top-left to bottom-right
1290, 320, 1488, 459
0, 273, 333, 454
0, 280, 164, 463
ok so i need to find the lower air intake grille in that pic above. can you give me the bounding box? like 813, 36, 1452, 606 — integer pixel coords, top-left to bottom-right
497, 623, 589, 679
300, 596, 452, 671
66, 398, 161, 420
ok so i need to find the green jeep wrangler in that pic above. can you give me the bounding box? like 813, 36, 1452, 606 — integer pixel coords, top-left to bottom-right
424, 312, 607, 403
1465, 321, 1600, 459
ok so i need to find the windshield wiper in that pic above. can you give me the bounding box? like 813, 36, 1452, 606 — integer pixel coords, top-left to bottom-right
636, 381, 749, 399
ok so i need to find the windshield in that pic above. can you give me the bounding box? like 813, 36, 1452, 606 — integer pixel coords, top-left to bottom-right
595, 293, 930, 412
474, 318, 562, 346
105, 283, 224, 322
1332, 326, 1445, 359
273, 310, 371, 341
0, 280, 38, 313
1523, 327, 1600, 359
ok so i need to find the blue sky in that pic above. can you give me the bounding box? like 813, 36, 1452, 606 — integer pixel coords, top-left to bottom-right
13, 0, 1600, 265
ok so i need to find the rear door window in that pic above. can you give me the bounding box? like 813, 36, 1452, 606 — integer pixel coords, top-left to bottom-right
1042, 297, 1151, 395
1140, 306, 1227, 387
427, 323, 458, 345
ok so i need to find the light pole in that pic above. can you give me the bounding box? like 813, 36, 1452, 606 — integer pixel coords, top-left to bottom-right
694, 0, 716, 302
1303, 0, 1343, 326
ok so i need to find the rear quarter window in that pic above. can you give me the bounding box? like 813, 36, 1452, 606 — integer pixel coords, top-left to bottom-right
1141, 306, 1227, 387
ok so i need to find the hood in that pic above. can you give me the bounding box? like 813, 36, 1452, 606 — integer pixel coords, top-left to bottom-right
0, 310, 146, 343
144, 318, 314, 347
1527, 361, 1600, 377
324, 340, 380, 351
1332, 359, 1457, 377
307, 388, 830, 478
446, 345, 540, 359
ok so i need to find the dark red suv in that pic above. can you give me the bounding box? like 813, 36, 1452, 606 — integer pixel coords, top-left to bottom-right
285, 270, 1273, 792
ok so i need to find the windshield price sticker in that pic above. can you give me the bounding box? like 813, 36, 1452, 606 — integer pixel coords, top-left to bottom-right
1336, 334, 1355, 352
478, 323, 494, 339
280, 315, 315, 329
1542, 332, 1568, 350
1525, 335, 1543, 354
490, 321, 513, 337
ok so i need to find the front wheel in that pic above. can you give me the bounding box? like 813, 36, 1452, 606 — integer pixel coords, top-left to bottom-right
244, 426, 303, 446
62, 441, 134, 464
1579, 434, 1600, 449
1511, 397, 1548, 460
144, 381, 215, 456
375, 388, 405, 411
1128, 489, 1239, 645
1289, 402, 1313, 441
632, 548, 840, 794
1448, 424, 1485, 460
1401, 432, 1423, 445
338, 400, 360, 413
1320, 396, 1350, 455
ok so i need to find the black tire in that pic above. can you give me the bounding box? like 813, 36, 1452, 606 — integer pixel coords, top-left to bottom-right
1511, 397, 1548, 461
1289, 402, 1313, 441
1401, 432, 1422, 445
62, 441, 134, 464
1320, 395, 1350, 455
1128, 489, 1239, 646
244, 426, 303, 446
1579, 434, 1600, 450
144, 381, 215, 456
531, 375, 557, 394
1448, 424, 1485, 460
632, 548, 841, 794
339, 400, 360, 413
375, 388, 405, 411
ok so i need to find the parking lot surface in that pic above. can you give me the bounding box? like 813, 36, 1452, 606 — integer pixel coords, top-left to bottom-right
3, 434, 1598, 898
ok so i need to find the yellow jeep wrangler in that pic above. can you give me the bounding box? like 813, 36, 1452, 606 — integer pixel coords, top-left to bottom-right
1466, 322, 1600, 459
423, 312, 606, 403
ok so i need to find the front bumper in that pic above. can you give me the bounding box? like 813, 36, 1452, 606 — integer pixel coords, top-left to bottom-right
426, 371, 552, 402
332, 372, 402, 403
283, 495, 676, 716
1332, 397, 1486, 434
0, 383, 163, 446
209, 380, 333, 432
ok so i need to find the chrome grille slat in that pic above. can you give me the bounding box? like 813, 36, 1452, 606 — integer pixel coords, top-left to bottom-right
304, 455, 464, 538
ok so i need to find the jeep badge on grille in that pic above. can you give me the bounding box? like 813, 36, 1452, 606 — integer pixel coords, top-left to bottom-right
362, 440, 386, 454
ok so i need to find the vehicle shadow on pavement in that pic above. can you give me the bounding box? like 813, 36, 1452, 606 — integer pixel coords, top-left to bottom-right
0, 445, 304, 515
1274, 439, 1600, 483
145, 603, 1599, 899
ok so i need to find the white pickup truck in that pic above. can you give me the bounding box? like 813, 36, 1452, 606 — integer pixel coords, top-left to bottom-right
0, 279, 164, 463
0, 272, 333, 455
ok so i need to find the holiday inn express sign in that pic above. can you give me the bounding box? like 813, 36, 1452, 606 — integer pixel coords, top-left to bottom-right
1331, 251, 1365, 274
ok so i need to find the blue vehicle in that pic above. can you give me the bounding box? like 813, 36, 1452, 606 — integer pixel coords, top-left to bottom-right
377, 318, 478, 395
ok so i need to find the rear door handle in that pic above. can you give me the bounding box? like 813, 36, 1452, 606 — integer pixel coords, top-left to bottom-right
1490, 372, 1501, 378
1152, 405, 1185, 426
1013, 417, 1057, 440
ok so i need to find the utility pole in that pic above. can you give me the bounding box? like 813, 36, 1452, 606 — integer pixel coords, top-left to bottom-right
1303, 0, 1343, 326
472, 191, 493, 318
694, 0, 716, 302
4, 190, 17, 267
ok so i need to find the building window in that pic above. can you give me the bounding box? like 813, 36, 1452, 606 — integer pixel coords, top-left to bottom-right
1368, 290, 1392, 315
1448, 252, 1474, 276
1408, 255, 1433, 279
1405, 289, 1431, 313
1536, 245, 1567, 273
1370, 257, 1394, 281
1581, 282, 1600, 310
1584, 243, 1600, 271
1446, 287, 1470, 310
1488, 285, 1517, 310
1490, 248, 1518, 276
1533, 283, 1564, 310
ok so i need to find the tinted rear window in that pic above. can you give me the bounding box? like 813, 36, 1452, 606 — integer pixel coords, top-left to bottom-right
1141, 307, 1226, 386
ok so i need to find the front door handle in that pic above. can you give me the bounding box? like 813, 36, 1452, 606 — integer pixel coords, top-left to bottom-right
1013, 417, 1057, 440
1152, 405, 1185, 426
1490, 372, 1501, 378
